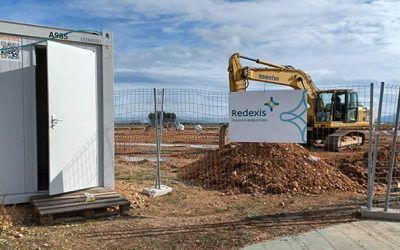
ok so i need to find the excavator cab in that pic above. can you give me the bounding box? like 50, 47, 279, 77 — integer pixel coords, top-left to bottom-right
316, 90, 359, 123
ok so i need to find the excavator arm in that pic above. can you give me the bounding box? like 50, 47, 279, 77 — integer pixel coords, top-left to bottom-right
228, 53, 319, 103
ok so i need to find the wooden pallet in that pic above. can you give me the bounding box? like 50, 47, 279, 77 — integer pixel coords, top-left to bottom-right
31, 188, 131, 225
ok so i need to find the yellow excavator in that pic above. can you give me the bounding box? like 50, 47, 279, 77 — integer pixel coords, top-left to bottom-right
228, 52, 370, 151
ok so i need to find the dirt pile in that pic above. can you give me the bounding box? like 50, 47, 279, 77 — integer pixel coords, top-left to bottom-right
180, 143, 364, 195
374, 144, 400, 164
337, 161, 368, 186
338, 144, 400, 185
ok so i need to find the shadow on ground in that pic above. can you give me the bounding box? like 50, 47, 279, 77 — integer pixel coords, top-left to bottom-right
76, 199, 366, 241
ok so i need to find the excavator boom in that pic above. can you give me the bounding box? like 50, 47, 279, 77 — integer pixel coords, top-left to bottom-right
229, 53, 318, 101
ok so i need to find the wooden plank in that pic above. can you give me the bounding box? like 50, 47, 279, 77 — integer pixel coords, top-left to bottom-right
33, 188, 115, 200
39, 200, 130, 216
31, 201, 41, 213
33, 193, 121, 207
37, 197, 127, 212
33, 195, 122, 208
33, 191, 118, 201
30, 188, 113, 201
33, 192, 118, 204
31, 189, 131, 224
33, 193, 120, 204
32, 190, 117, 203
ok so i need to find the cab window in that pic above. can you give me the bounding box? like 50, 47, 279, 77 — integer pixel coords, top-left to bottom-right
316, 93, 332, 122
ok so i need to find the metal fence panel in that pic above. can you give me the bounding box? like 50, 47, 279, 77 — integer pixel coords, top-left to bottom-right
368, 83, 400, 210
114, 84, 400, 215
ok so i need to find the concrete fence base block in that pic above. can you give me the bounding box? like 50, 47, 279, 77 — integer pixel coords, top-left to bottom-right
360, 206, 400, 221
143, 185, 173, 197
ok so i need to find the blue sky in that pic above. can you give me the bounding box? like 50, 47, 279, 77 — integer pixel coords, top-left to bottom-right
1, 0, 399, 91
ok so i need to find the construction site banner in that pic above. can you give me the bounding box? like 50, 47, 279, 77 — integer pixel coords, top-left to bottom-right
229, 90, 308, 143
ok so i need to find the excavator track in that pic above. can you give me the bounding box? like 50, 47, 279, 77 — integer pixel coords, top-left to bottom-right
324, 130, 365, 152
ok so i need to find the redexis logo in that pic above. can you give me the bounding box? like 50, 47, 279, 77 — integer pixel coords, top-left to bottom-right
231, 108, 267, 117
264, 97, 279, 111
231, 96, 279, 117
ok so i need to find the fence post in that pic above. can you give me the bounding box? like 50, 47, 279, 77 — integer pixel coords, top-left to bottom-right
219, 124, 229, 149
153, 88, 160, 189
367, 82, 384, 209
367, 83, 374, 209
384, 87, 400, 211
155, 89, 164, 189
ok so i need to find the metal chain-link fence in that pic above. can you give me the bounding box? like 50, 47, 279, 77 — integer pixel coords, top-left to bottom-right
114, 88, 227, 159
366, 83, 400, 211
114, 84, 400, 213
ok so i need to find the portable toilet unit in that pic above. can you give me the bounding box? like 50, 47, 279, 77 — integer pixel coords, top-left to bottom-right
0, 20, 114, 204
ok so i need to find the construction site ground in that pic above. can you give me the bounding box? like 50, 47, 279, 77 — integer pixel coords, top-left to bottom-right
244, 220, 400, 250
0, 127, 394, 249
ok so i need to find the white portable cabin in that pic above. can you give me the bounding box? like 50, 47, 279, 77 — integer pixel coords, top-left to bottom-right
0, 21, 114, 204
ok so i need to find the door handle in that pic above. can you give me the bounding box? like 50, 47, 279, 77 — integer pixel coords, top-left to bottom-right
50, 115, 63, 129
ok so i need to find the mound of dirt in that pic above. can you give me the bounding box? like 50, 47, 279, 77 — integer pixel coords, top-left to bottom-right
180, 143, 364, 195
337, 161, 369, 186
338, 144, 400, 185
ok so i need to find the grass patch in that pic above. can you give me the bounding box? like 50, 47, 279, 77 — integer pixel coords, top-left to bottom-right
0, 194, 9, 236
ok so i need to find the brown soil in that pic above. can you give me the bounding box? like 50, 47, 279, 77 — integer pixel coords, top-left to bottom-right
0, 128, 394, 249
115, 126, 220, 145
0, 160, 366, 250
180, 143, 364, 195
335, 143, 400, 186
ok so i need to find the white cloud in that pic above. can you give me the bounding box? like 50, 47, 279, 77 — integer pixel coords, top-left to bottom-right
308, 69, 336, 76
68, 0, 400, 88
73, 0, 400, 48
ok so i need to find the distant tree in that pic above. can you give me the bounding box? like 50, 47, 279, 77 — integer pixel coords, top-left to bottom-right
148, 111, 177, 127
